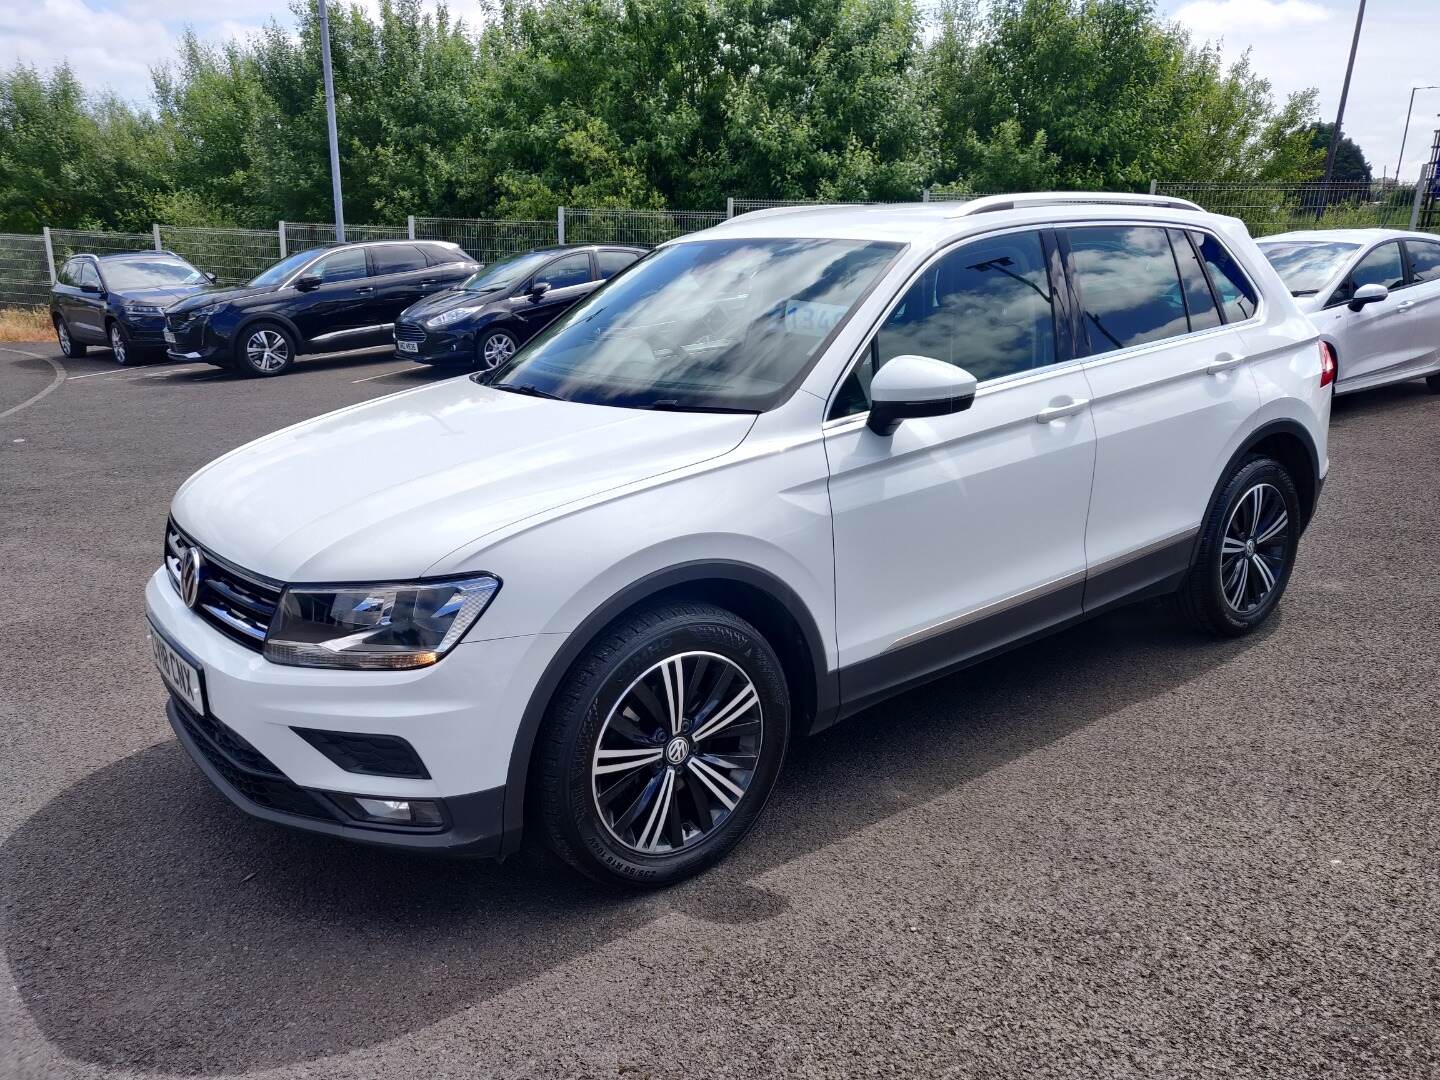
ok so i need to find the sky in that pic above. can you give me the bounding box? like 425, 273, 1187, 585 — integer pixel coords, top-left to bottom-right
1, 0, 1437, 181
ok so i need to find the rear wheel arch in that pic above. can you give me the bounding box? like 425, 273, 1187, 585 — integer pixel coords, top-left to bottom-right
500, 561, 835, 856
1192, 420, 1320, 568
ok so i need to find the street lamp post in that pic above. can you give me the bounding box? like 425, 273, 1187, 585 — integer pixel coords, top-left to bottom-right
1396, 85, 1439, 183
1320, 0, 1367, 190
318, 0, 345, 243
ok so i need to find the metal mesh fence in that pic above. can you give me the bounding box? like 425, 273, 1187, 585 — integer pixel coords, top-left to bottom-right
1155, 181, 1433, 236
413, 217, 556, 262
48, 228, 153, 264
159, 226, 281, 285
562, 208, 725, 246
282, 222, 408, 254
0, 233, 51, 308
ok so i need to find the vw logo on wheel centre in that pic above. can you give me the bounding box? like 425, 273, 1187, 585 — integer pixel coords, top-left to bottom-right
664, 736, 690, 765
179, 546, 205, 609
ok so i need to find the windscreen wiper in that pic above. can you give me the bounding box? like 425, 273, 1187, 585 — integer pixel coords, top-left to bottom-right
633, 400, 758, 414
493, 382, 563, 400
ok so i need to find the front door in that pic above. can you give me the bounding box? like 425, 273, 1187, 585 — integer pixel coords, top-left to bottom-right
1064, 224, 1261, 609
1322, 240, 1416, 387
825, 228, 1096, 711
510, 251, 597, 339
72, 259, 108, 342
289, 247, 375, 347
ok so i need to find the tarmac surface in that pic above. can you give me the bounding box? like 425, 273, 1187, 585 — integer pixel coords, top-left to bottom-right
1, 340, 1436, 1079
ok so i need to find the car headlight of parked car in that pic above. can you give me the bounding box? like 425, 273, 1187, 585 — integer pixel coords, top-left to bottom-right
122, 302, 165, 317
263, 575, 501, 670
427, 306, 483, 329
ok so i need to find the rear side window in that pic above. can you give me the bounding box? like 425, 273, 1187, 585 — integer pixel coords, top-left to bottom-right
1068, 226, 1188, 353
537, 252, 593, 289
1194, 233, 1258, 321
311, 248, 369, 283
598, 249, 641, 278
1332, 242, 1405, 305
422, 244, 468, 266
1168, 230, 1222, 332
1405, 239, 1440, 284
370, 245, 429, 275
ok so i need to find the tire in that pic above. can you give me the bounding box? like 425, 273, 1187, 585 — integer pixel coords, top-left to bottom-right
1177, 456, 1301, 637
107, 321, 138, 366
475, 327, 519, 376
1426, 373, 1440, 394
534, 602, 790, 887
53, 315, 86, 358
234, 321, 296, 377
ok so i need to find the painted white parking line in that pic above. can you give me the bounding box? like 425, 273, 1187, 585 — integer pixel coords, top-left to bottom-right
68, 361, 191, 381
351, 368, 413, 384
0, 346, 66, 421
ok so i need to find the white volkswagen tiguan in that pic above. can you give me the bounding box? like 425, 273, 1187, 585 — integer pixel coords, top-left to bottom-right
146, 194, 1332, 886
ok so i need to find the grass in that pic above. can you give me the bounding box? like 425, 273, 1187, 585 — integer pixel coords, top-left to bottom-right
0, 307, 54, 343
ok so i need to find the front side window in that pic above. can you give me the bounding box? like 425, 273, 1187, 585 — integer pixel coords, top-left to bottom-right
100, 255, 206, 290
312, 248, 369, 284
1258, 240, 1360, 296
536, 252, 593, 290
1404, 239, 1440, 284
370, 245, 428, 275
490, 237, 900, 412
1069, 226, 1188, 353
1332, 242, 1405, 305
1194, 233, 1258, 321
77, 261, 100, 289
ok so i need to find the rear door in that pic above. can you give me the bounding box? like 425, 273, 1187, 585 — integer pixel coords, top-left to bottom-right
1325, 241, 1415, 386
510, 251, 597, 339
1401, 238, 1440, 371
367, 244, 434, 336
1065, 223, 1260, 609
289, 247, 374, 347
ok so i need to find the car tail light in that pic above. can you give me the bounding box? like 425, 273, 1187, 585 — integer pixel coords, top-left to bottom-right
1318, 341, 1337, 388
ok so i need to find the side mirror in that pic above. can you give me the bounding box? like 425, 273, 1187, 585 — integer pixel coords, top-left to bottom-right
295, 274, 322, 292
866, 354, 978, 436
79, 282, 100, 295
1348, 282, 1388, 311
205, 271, 218, 283
527, 280, 551, 300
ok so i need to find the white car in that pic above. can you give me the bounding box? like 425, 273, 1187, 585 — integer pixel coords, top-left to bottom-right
1258, 228, 1440, 396
146, 193, 1332, 886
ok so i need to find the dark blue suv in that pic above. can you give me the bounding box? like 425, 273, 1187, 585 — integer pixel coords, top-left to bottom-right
50, 251, 216, 365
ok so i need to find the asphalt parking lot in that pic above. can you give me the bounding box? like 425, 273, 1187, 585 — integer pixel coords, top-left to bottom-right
1, 340, 1437, 1080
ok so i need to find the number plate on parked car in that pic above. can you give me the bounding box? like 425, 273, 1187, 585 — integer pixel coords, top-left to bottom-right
163, 329, 176, 344
149, 621, 205, 714
398, 340, 418, 353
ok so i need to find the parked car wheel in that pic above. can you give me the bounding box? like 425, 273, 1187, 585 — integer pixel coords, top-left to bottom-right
236, 322, 296, 377
476, 328, 518, 375
107, 321, 138, 366
53, 315, 86, 358
1177, 456, 1301, 638
534, 602, 790, 887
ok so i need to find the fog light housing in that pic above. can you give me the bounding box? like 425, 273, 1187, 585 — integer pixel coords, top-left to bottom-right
331, 793, 445, 828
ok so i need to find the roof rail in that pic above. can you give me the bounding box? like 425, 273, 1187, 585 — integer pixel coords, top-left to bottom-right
716, 202, 916, 225
950, 192, 1205, 216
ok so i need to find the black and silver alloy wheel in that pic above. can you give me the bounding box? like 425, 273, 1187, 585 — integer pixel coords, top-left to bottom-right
54, 316, 85, 358
237, 324, 295, 376
591, 651, 763, 854
536, 601, 790, 886
1219, 483, 1289, 613
108, 323, 131, 365
477, 329, 517, 374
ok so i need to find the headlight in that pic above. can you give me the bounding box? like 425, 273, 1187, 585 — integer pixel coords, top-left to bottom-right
263, 575, 501, 670
427, 306, 482, 328
123, 303, 164, 316
183, 302, 223, 320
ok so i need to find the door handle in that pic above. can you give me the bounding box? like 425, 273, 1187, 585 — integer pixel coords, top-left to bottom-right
355, 286, 374, 294
420, 279, 436, 286
1035, 398, 1089, 423
1206, 352, 1246, 375
1395, 300, 1415, 312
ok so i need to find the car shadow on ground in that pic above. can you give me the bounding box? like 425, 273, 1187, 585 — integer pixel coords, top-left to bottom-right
1, 600, 1264, 1075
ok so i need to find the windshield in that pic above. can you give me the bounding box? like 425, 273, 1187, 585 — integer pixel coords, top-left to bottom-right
1258, 240, 1360, 295
487, 237, 901, 411
249, 250, 322, 287
102, 256, 206, 290
461, 251, 552, 293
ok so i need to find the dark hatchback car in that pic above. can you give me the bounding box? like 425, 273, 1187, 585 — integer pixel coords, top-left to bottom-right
164, 240, 477, 376
51, 251, 216, 365
393, 244, 644, 372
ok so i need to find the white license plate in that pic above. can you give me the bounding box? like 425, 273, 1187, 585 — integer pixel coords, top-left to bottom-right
397, 340, 418, 353
163, 329, 176, 344
149, 622, 205, 714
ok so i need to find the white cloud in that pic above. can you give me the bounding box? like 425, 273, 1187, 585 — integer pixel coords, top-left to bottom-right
1173, 0, 1331, 35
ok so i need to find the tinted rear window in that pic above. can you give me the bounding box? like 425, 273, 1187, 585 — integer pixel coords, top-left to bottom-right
1069, 226, 1189, 353
370, 245, 429, 275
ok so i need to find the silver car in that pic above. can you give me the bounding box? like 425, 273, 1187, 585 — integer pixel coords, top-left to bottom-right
1258, 228, 1440, 396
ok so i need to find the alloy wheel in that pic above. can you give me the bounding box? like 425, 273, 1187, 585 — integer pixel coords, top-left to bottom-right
480, 332, 516, 372
56, 321, 71, 353
109, 325, 127, 365
246, 329, 290, 373
591, 651, 763, 855
1220, 482, 1290, 613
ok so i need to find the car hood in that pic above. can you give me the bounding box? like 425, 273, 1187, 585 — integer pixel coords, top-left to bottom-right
114, 284, 212, 307
167, 283, 277, 312
401, 287, 506, 320
172, 380, 756, 581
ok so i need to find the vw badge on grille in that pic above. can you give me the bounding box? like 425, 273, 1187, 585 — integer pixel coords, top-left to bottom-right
179, 546, 205, 609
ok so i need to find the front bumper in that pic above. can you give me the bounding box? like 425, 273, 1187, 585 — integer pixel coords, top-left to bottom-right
145, 568, 562, 855
164, 315, 228, 364
120, 315, 169, 348
393, 320, 474, 366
